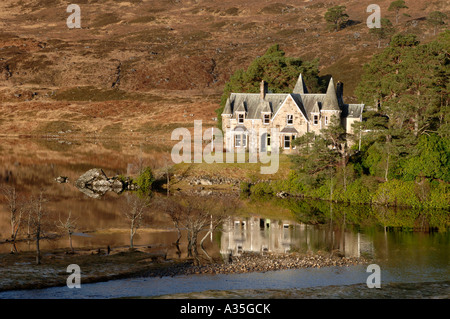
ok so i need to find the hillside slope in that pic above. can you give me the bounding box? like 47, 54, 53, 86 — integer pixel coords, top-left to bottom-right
0, 0, 447, 137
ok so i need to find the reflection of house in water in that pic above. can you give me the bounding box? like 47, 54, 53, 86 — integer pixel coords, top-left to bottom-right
220, 217, 373, 258
220, 217, 293, 257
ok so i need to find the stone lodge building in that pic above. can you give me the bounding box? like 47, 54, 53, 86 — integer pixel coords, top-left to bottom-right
221, 74, 364, 153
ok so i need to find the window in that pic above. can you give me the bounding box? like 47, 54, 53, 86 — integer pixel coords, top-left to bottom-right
263, 114, 270, 124
267, 134, 271, 146
292, 135, 296, 149
238, 113, 244, 124
325, 116, 328, 126
235, 135, 241, 147
235, 134, 246, 147
284, 135, 290, 149
313, 114, 319, 125
287, 114, 293, 125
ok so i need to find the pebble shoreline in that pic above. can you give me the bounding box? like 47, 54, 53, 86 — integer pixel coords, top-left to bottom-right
145, 252, 369, 277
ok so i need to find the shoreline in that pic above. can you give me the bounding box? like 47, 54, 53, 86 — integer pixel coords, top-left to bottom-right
152, 280, 450, 299
0, 250, 368, 293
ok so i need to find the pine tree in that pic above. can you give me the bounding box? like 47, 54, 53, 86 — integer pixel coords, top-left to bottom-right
369, 18, 395, 48
355, 32, 449, 180
324, 5, 349, 32
388, 0, 408, 25
427, 11, 448, 35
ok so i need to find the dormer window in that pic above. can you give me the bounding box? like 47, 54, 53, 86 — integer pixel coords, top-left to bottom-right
263, 113, 270, 124
313, 114, 319, 125
287, 114, 293, 125
237, 113, 244, 124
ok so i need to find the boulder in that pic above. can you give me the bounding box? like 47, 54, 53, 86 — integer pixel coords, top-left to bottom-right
55, 176, 69, 183
276, 191, 289, 198
75, 168, 124, 198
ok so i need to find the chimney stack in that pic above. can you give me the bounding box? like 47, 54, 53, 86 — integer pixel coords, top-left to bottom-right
260, 80, 268, 100
336, 81, 344, 106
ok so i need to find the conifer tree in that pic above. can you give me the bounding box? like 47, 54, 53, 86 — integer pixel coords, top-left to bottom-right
388, 0, 408, 25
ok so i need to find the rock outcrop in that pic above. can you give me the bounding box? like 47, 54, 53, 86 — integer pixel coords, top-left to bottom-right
75, 168, 124, 199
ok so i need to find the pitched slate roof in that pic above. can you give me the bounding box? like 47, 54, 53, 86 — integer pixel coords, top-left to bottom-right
226, 93, 287, 119
342, 104, 364, 118
222, 75, 364, 122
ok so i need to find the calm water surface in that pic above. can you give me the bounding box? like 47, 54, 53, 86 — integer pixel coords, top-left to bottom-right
0, 138, 448, 298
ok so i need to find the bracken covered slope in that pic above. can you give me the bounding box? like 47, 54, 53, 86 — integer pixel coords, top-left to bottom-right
0, 0, 446, 137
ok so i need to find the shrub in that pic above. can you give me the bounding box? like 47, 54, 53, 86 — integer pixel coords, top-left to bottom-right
250, 182, 273, 197
372, 180, 420, 207
240, 182, 251, 198
135, 167, 154, 197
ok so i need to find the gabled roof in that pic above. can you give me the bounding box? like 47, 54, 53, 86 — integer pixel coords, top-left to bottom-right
272, 94, 309, 122
234, 100, 246, 113
260, 100, 272, 113
311, 101, 320, 113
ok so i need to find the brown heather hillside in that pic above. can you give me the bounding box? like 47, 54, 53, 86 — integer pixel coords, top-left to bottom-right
0, 0, 447, 138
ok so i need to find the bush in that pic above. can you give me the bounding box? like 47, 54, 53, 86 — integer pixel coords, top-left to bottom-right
425, 182, 450, 210
372, 180, 421, 207
250, 182, 273, 197
336, 179, 373, 204
240, 182, 251, 198
135, 167, 155, 197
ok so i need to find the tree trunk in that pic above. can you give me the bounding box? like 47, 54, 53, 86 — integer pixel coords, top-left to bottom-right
36, 232, 41, 265
385, 153, 390, 182
200, 230, 211, 249
130, 219, 135, 249
385, 134, 391, 182
187, 229, 193, 257
342, 150, 347, 192
329, 170, 333, 201
69, 233, 74, 253
130, 231, 134, 249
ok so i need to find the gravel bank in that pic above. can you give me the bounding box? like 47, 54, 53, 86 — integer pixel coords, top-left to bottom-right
145, 252, 369, 277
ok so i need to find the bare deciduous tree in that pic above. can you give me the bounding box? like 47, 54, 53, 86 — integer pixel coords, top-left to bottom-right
200, 198, 239, 249
159, 196, 238, 264
28, 192, 48, 265
122, 194, 151, 249
0, 185, 25, 253
155, 197, 183, 256
56, 211, 77, 253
